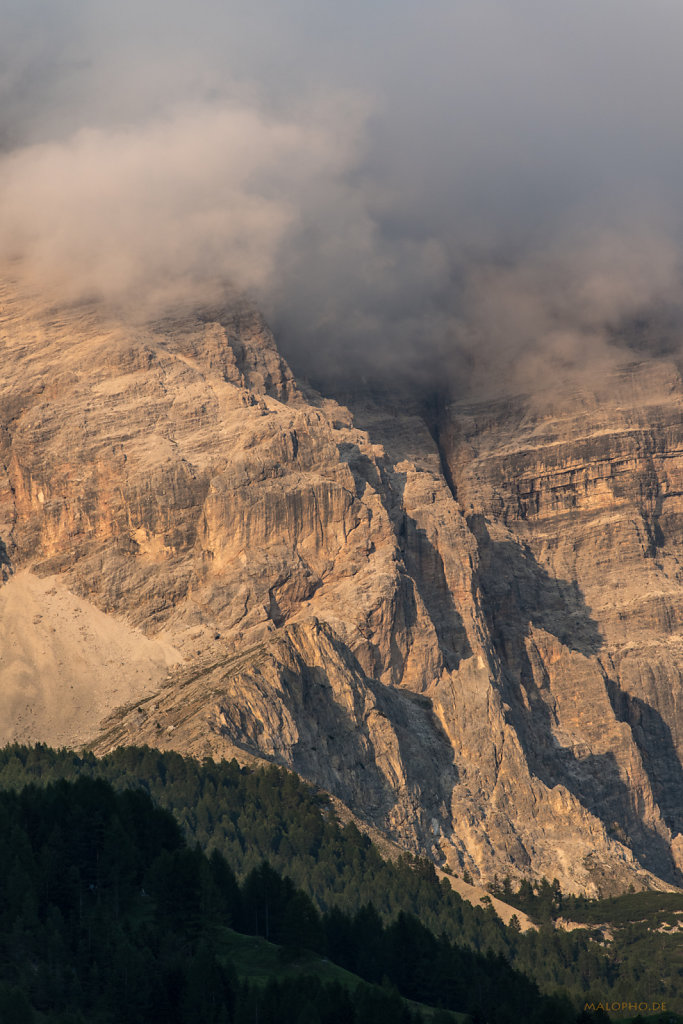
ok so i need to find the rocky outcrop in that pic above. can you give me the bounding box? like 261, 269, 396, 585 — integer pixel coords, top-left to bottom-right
1, 277, 681, 895
434, 365, 683, 888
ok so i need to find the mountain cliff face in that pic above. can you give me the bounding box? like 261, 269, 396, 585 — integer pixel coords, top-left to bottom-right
1, 278, 682, 895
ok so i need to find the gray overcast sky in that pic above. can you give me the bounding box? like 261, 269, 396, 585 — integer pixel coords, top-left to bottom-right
3, 1, 683, 392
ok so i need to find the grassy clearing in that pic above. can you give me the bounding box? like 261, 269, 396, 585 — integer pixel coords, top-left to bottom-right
216, 927, 467, 1022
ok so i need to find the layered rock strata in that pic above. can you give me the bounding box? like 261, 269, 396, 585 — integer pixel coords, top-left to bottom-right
1, 279, 681, 895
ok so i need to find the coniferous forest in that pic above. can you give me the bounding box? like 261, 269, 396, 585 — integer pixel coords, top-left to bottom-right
0, 744, 679, 1023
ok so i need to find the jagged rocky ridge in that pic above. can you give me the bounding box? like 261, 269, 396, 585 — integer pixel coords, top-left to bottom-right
1, 278, 682, 895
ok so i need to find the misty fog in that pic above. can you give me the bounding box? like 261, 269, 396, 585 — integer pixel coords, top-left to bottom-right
2, 0, 683, 397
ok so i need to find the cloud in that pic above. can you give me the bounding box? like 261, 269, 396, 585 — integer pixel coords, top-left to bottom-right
449, 215, 682, 395
3, 1, 683, 395
0, 100, 365, 316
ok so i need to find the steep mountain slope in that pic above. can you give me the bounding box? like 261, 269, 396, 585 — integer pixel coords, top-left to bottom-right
1, 278, 681, 895
437, 368, 683, 886
0, 570, 179, 748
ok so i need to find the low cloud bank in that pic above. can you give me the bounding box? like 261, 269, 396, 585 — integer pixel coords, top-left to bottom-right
3, 1, 683, 396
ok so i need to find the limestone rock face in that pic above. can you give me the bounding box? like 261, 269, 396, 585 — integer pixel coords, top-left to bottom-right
435, 366, 683, 889
1, 279, 682, 895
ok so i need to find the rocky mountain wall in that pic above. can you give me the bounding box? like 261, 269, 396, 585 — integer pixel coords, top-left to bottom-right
1, 279, 681, 895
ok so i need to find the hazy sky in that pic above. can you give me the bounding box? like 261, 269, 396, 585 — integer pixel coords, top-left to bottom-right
3, 1, 683, 393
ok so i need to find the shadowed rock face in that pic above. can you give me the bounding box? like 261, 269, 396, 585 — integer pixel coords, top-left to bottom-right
436, 368, 683, 888
1, 279, 682, 895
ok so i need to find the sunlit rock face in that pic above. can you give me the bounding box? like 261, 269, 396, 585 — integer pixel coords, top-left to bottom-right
1, 278, 682, 895
435, 365, 683, 889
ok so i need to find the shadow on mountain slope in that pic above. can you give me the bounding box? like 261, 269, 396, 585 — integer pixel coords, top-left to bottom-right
605, 675, 683, 841
341, 443, 471, 675
0, 538, 11, 583
468, 513, 682, 886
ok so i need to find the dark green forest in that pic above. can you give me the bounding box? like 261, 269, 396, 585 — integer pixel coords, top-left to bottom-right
0, 776, 433, 1023
0, 744, 679, 1022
